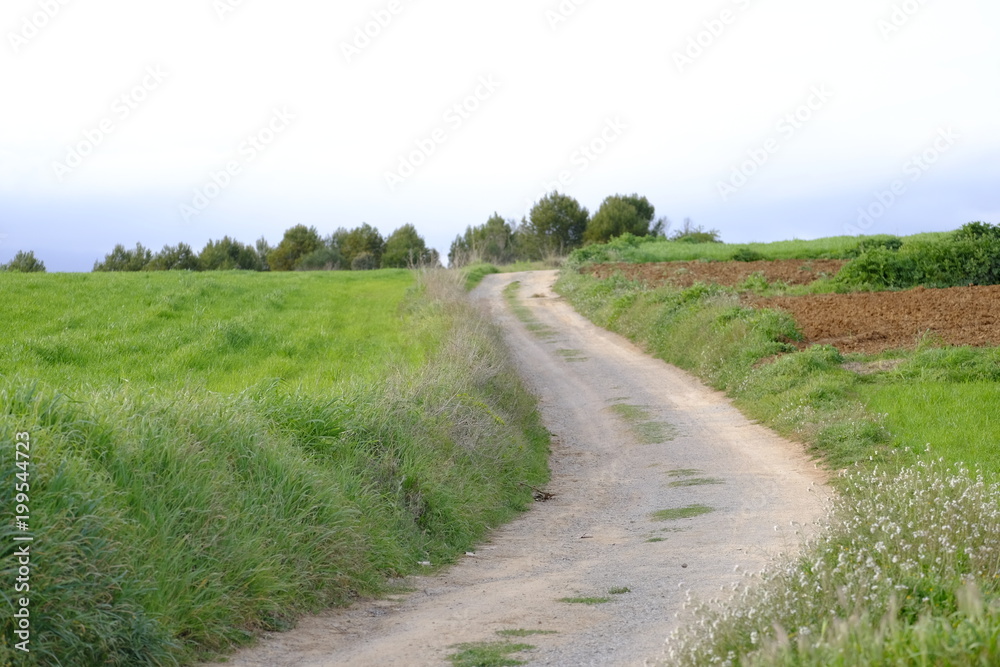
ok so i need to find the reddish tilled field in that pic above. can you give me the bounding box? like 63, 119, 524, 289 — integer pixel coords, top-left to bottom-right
582, 259, 847, 288
750, 286, 1000, 354
582, 259, 1000, 355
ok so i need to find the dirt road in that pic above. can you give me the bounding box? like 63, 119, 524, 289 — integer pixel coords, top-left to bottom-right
207, 270, 829, 666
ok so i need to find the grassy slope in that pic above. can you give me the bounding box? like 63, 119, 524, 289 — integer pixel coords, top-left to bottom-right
0, 270, 549, 665
860, 381, 1000, 472
569, 232, 950, 264
556, 241, 1000, 665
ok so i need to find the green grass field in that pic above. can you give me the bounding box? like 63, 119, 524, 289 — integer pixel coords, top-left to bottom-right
860, 381, 1000, 473
0, 270, 549, 665
1, 270, 423, 392
566, 232, 951, 265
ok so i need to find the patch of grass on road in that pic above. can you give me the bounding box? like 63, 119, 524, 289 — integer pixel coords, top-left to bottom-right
503, 281, 557, 340
556, 348, 587, 362
668, 477, 723, 488
496, 629, 558, 637
559, 596, 612, 605
448, 641, 534, 667
609, 403, 677, 444
652, 505, 714, 521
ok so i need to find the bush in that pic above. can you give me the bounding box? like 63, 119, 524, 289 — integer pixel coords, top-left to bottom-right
199, 237, 262, 271
295, 246, 342, 271
669, 218, 721, 244
1, 250, 46, 273
953, 220, 1000, 242
268, 225, 322, 271
351, 252, 377, 271
93, 243, 153, 272
844, 235, 904, 258
565, 233, 651, 266
836, 227, 1000, 289
730, 247, 767, 262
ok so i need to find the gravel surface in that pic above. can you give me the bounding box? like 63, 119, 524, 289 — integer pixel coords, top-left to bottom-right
204, 270, 830, 667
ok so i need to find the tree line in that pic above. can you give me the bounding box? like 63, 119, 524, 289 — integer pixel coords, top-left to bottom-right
89, 223, 437, 272
2, 190, 702, 273
448, 191, 680, 266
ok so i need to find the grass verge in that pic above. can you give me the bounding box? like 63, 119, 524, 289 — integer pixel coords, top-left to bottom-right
0, 270, 549, 665
666, 459, 1000, 665
555, 264, 1000, 664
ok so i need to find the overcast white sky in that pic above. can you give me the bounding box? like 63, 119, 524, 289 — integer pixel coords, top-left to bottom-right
2, 0, 999, 271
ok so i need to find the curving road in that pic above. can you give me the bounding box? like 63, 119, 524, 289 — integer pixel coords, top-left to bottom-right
206, 270, 829, 667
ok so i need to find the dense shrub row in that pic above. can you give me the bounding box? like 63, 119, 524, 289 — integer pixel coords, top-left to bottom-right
836, 222, 1000, 289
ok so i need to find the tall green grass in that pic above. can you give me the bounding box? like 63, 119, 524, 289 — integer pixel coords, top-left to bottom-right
0, 270, 549, 665
860, 383, 1000, 476
0, 270, 423, 392
566, 232, 949, 266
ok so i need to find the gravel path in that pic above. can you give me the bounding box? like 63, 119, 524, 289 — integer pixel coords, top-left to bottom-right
205, 270, 829, 667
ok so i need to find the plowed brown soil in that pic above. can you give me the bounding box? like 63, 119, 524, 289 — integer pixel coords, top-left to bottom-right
751, 286, 1000, 354
582, 259, 847, 288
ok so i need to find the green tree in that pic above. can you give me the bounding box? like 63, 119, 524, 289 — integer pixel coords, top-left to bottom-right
583, 194, 656, 245
199, 237, 263, 271
255, 236, 273, 271
93, 243, 153, 272
295, 241, 343, 270
448, 214, 517, 267
268, 225, 322, 271
2, 250, 46, 273
520, 192, 589, 259
350, 252, 377, 271
382, 224, 434, 268
147, 243, 201, 271
338, 223, 385, 269
650, 217, 670, 238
